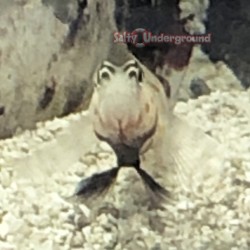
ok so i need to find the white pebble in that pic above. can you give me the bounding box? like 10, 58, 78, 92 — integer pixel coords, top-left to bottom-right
0, 241, 16, 250
82, 226, 91, 239
0, 222, 9, 239
70, 231, 84, 247
79, 204, 90, 218
0, 170, 11, 188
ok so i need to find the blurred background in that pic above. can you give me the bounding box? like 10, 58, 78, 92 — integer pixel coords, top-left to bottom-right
0, 0, 248, 139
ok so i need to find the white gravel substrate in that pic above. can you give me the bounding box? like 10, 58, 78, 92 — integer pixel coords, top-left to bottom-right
0, 89, 250, 250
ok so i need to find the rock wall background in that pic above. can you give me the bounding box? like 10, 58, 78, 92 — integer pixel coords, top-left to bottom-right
1, 0, 246, 139
0, 0, 115, 139
202, 0, 250, 88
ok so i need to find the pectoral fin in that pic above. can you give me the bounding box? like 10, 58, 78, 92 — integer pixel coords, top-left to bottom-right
10, 111, 98, 183
75, 167, 119, 198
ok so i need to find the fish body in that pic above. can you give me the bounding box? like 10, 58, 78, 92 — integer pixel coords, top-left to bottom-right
75, 58, 171, 199
75, 55, 224, 200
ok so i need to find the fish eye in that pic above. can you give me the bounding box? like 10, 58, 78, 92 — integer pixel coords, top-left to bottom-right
96, 61, 115, 85
124, 60, 144, 83
128, 67, 144, 83
100, 71, 110, 81
128, 69, 138, 79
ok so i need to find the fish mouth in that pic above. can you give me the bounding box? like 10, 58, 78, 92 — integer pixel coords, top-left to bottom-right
94, 112, 158, 149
